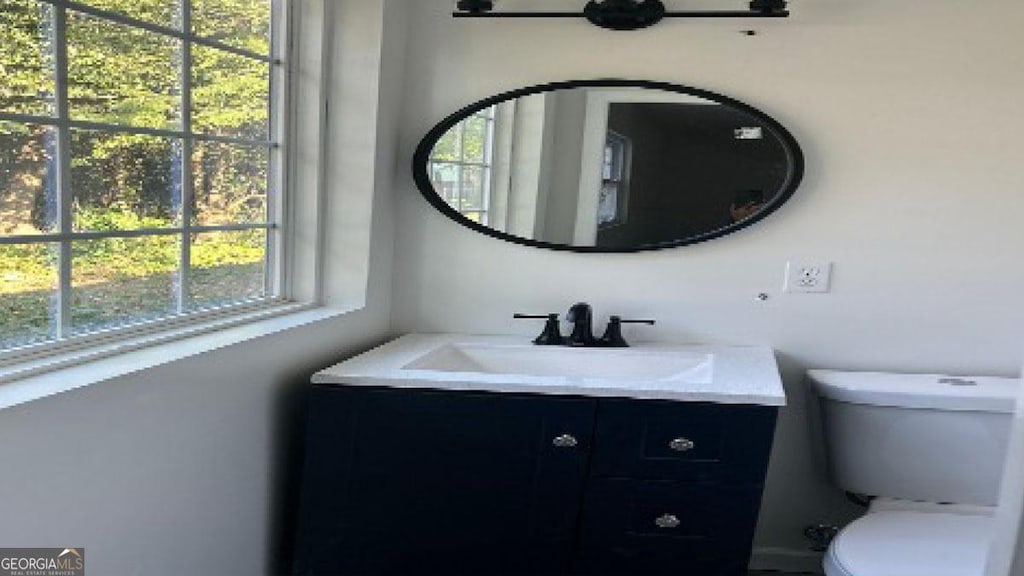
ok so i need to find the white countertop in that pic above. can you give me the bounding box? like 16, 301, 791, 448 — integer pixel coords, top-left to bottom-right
313, 333, 786, 406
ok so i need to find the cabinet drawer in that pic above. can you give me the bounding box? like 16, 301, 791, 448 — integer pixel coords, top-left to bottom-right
574, 479, 764, 576
591, 400, 777, 481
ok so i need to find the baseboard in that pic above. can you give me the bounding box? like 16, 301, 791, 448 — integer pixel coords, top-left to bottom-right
749, 547, 825, 574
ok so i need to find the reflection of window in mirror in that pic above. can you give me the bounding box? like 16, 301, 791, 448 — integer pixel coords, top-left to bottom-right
427, 106, 496, 224
598, 130, 631, 229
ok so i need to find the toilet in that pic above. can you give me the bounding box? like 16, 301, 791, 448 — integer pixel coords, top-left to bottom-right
809, 369, 1020, 576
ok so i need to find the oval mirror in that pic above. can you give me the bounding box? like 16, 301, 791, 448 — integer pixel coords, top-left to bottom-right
413, 79, 803, 252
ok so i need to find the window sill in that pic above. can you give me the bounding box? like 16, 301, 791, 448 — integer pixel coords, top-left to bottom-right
0, 303, 354, 411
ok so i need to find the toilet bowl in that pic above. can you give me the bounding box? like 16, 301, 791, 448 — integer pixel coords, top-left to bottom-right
809, 370, 1020, 576
824, 499, 994, 576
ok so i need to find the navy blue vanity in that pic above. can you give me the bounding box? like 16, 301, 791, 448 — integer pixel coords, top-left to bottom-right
293, 334, 783, 576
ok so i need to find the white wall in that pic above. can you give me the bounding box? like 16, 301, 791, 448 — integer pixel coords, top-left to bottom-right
542, 90, 588, 244
506, 94, 550, 237
391, 0, 1024, 565
0, 1, 406, 575
0, 314, 389, 576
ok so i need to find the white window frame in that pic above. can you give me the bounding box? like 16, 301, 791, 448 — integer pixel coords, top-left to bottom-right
427, 106, 496, 225
0, 0, 397, 406
0, 0, 294, 367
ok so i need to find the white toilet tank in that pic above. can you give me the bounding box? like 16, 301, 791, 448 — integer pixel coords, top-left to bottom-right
809, 370, 1019, 506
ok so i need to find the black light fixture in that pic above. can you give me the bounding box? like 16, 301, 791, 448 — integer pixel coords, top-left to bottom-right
453, 0, 789, 31
455, 0, 494, 13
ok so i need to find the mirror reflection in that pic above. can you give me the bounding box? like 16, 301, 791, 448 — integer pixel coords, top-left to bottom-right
417, 83, 802, 251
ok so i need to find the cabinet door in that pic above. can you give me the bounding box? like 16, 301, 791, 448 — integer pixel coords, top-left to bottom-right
294, 385, 595, 576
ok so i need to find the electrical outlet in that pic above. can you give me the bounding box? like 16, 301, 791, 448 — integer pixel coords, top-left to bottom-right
785, 261, 832, 293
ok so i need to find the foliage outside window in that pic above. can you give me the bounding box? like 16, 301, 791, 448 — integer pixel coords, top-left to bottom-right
428, 107, 495, 225
0, 0, 280, 354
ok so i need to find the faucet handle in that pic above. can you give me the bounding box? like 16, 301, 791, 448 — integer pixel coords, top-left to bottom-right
514, 313, 565, 346
619, 317, 656, 326
599, 316, 656, 347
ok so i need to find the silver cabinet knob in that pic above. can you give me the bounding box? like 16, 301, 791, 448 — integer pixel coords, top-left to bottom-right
669, 437, 695, 452
655, 514, 680, 529
552, 434, 578, 448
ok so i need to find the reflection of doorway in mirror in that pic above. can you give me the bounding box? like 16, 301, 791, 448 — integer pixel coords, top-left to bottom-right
574, 88, 706, 246
427, 106, 497, 225
598, 130, 631, 229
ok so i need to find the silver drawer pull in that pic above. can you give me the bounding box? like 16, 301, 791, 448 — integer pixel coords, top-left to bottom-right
669, 437, 695, 452
655, 514, 680, 529
552, 434, 578, 448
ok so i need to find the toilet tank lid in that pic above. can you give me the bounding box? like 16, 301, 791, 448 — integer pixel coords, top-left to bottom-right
807, 369, 1020, 413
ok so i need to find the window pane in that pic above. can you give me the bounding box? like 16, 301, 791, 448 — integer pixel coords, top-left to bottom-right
76, 0, 182, 30
192, 141, 268, 225
189, 229, 266, 310
598, 183, 621, 226
0, 0, 55, 116
71, 130, 183, 231
71, 235, 180, 334
192, 0, 271, 56
0, 243, 57, 350
431, 128, 461, 162
461, 165, 485, 210
1, 122, 57, 235
67, 11, 182, 130
429, 162, 460, 204
462, 116, 488, 163
192, 45, 269, 139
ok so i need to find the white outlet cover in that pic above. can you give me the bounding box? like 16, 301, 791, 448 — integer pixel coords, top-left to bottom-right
785, 261, 832, 293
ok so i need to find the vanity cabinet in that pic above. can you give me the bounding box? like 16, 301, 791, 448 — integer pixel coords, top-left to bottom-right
294, 384, 777, 576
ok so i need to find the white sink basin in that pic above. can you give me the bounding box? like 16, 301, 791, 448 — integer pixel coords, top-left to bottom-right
402, 342, 713, 383
313, 334, 785, 406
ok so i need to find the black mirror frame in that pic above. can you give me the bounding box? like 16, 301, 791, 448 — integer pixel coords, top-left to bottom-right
412, 78, 804, 253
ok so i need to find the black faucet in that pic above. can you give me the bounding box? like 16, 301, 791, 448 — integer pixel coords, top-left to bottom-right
515, 304, 655, 347
565, 302, 596, 347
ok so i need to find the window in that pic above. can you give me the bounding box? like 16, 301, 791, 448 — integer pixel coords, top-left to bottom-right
597, 130, 630, 228
427, 107, 495, 225
0, 0, 283, 355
